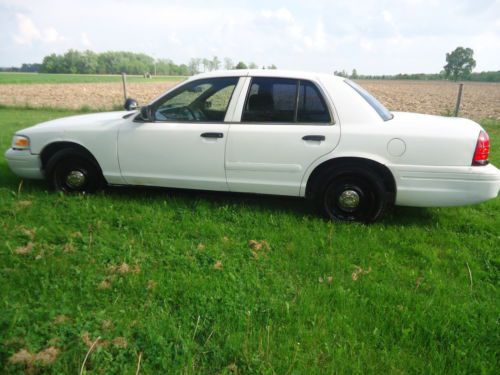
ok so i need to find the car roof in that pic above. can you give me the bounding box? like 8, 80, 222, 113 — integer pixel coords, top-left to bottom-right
191, 69, 344, 82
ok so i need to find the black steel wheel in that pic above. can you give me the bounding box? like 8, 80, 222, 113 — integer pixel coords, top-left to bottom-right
317, 168, 387, 222
47, 149, 102, 193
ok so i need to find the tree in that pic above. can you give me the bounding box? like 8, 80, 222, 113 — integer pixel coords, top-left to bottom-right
210, 56, 221, 71
202, 58, 210, 72
223, 57, 234, 70
177, 64, 190, 76
41, 53, 64, 73
20, 63, 41, 72
188, 58, 201, 75
235, 61, 248, 69
334, 70, 348, 78
351, 68, 358, 79
76, 50, 98, 74
248, 62, 258, 69
267, 64, 277, 70
444, 47, 476, 81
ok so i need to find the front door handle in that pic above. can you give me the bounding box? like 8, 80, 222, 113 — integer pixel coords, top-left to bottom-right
302, 135, 325, 141
201, 132, 224, 138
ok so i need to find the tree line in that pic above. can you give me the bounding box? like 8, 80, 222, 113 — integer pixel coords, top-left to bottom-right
335, 47, 500, 82
334, 69, 500, 83
187, 57, 276, 75
0, 50, 277, 76
1, 47, 497, 81
0, 63, 43, 73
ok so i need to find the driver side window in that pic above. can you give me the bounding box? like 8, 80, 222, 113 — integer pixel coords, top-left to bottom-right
154, 77, 239, 122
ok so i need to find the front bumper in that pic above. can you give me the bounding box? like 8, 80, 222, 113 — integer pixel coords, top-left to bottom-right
392, 163, 500, 207
5, 148, 44, 179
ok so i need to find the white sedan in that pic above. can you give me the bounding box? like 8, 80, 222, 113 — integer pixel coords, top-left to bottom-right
5, 70, 500, 222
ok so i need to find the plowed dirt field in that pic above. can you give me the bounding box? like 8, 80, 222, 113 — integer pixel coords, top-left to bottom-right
0, 79, 498, 121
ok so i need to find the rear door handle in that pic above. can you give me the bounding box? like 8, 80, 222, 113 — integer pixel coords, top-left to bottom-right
302, 135, 325, 141
201, 132, 224, 138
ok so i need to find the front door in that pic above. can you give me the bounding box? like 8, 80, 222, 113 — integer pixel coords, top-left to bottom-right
226, 77, 340, 196
118, 76, 240, 191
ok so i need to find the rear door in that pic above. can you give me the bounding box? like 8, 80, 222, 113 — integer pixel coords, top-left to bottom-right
225, 76, 340, 196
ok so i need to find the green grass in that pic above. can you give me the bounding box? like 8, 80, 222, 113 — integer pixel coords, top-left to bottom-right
0, 72, 185, 85
0, 107, 499, 374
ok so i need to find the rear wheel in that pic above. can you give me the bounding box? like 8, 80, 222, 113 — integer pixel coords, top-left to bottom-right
46, 149, 103, 193
316, 167, 387, 222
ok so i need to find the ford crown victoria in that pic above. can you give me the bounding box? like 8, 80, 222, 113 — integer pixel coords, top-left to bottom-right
5, 70, 500, 222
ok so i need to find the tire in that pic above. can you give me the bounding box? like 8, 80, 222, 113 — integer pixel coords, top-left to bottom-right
46, 149, 103, 193
315, 166, 388, 223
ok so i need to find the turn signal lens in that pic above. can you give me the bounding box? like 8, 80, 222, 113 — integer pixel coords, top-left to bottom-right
472, 131, 489, 166
12, 135, 30, 150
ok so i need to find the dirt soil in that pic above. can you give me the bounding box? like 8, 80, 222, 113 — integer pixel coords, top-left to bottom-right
0, 82, 180, 111
0, 80, 499, 121
358, 80, 500, 121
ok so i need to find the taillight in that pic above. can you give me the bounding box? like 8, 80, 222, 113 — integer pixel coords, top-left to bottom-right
472, 130, 490, 166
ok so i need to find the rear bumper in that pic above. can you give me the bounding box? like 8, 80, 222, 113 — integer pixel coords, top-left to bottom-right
392, 163, 500, 207
5, 148, 44, 179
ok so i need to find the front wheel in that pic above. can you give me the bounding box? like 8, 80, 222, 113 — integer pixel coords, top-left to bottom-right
318, 171, 387, 223
47, 150, 102, 193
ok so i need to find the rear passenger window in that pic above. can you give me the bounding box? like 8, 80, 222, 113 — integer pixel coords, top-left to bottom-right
242, 77, 297, 122
242, 77, 331, 123
297, 81, 331, 123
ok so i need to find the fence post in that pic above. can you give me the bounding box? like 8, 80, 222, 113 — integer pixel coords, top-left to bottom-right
454, 83, 463, 117
121, 72, 128, 101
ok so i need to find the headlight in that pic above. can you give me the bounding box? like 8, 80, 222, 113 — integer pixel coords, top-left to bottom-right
12, 135, 30, 150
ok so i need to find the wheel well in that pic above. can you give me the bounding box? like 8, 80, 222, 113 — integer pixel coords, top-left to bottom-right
306, 157, 396, 201
40, 142, 102, 174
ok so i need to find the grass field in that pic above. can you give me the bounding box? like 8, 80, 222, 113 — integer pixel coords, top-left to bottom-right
0, 72, 185, 85
0, 107, 499, 374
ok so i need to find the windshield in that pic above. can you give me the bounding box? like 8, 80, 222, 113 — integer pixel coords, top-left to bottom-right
344, 80, 393, 121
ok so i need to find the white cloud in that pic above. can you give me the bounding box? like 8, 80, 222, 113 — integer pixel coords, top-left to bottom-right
13, 13, 63, 44
260, 8, 295, 23
81, 32, 91, 47
360, 38, 374, 52
168, 33, 181, 45
381, 9, 400, 36
1, 0, 499, 74
464, 31, 500, 71
381, 10, 393, 24
43, 27, 62, 43
301, 20, 327, 50
259, 8, 328, 52
313, 20, 327, 50
13, 13, 40, 44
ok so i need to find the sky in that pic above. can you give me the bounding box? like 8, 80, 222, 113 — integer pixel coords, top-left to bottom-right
0, 0, 499, 75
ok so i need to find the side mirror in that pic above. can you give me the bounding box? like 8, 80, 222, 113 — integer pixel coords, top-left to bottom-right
124, 98, 138, 111
139, 105, 152, 122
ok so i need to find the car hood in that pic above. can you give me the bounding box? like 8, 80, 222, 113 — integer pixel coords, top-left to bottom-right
20, 111, 135, 134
